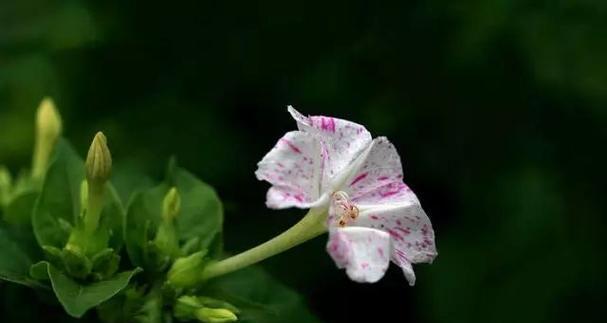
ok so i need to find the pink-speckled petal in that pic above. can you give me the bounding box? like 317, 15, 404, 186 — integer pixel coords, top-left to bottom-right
342, 137, 420, 205
394, 257, 416, 286
326, 227, 391, 283
255, 131, 323, 209
353, 202, 437, 285
288, 106, 372, 192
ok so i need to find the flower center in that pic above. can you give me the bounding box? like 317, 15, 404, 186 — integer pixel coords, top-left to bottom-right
331, 191, 359, 227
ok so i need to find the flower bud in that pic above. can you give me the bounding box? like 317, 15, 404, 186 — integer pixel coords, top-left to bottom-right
162, 187, 181, 222
62, 247, 93, 280
36, 97, 63, 140
91, 248, 120, 279
174, 296, 239, 323
174, 296, 202, 320
195, 307, 238, 323
153, 222, 181, 262
85, 132, 112, 184
197, 297, 240, 314
167, 250, 207, 288
32, 97, 63, 180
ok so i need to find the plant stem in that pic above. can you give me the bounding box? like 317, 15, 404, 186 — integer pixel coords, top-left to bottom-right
201, 208, 328, 281
85, 182, 104, 234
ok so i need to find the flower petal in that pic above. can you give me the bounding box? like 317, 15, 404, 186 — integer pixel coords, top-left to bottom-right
255, 131, 323, 209
288, 106, 372, 193
354, 202, 437, 285
326, 227, 391, 283
343, 137, 420, 205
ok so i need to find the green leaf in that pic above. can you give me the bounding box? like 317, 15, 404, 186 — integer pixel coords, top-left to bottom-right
126, 162, 223, 269
204, 266, 321, 323
38, 261, 142, 318
3, 191, 38, 225
125, 183, 168, 268
0, 224, 45, 288
32, 140, 84, 248
170, 167, 223, 248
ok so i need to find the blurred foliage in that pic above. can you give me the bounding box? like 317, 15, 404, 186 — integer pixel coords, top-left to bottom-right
1, 0, 606, 322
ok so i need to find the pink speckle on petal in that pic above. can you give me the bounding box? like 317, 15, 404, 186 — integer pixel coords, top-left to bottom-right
279, 138, 302, 154
387, 229, 404, 241
380, 190, 399, 198
370, 215, 379, 220
320, 117, 336, 132
350, 172, 368, 186
330, 243, 339, 252
377, 248, 385, 257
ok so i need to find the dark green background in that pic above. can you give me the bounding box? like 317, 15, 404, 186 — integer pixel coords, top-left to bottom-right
1, 1, 605, 322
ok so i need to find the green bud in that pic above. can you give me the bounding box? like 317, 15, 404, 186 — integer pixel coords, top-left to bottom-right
195, 307, 238, 323
167, 250, 207, 289
197, 297, 240, 315
91, 248, 120, 279
153, 221, 181, 262
85, 132, 112, 184
174, 296, 239, 323
174, 296, 203, 321
62, 247, 92, 279
162, 187, 181, 222
32, 97, 62, 180
0, 166, 12, 206
83, 132, 111, 234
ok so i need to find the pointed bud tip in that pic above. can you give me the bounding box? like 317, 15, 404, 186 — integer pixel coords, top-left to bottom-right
163, 187, 181, 221
86, 131, 112, 183
36, 97, 63, 137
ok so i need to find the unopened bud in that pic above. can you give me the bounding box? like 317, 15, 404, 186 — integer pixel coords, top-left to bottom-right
162, 187, 181, 222
85, 132, 112, 184
36, 98, 63, 140
174, 296, 202, 321
167, 250, 207, 288
195, 307, 238, 323
174, 296, 239, 323
32, 97, 63, 180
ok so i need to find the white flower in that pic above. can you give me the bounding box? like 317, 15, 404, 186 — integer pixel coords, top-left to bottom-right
256, 107, 437, 285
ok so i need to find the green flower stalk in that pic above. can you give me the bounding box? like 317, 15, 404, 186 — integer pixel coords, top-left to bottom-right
201, 207, 327, 281
32, 97, 62, 181
84, 131, 112, 234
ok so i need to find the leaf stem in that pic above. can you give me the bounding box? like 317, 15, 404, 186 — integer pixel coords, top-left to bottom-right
201, 208, 328, 281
